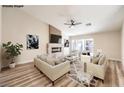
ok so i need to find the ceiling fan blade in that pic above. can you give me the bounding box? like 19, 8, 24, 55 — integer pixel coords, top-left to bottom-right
64, 23, 71, 25
74, 22, 82, 25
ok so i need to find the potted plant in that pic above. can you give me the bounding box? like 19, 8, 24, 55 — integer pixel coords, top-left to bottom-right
2, 41, 23, 68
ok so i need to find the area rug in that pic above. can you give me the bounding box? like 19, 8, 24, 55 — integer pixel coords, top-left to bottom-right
68, 60, 98, 87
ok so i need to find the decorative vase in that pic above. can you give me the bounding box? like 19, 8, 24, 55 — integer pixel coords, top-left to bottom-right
9, 63, 16, 68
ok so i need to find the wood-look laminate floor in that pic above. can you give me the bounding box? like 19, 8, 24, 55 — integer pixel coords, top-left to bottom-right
0, 60, 124, 87
0, 62, 81, 87
99, 60, 124, 87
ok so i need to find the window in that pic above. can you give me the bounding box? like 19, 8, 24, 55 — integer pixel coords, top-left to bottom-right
71, 39, 94, 56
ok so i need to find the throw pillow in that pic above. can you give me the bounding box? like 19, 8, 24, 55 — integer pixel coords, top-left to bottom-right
98, 56, 106, 65
94, 52, 100, 57
92, 56, 100, 64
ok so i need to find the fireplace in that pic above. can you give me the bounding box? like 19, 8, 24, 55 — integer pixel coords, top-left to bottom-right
48, 43, 63, 56
52, 47, 62, 53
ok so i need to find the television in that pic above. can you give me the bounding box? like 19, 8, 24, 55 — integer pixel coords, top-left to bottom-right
50, 34, 62, 43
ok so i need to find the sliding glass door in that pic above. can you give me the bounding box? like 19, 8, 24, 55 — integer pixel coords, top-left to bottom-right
71, 39, 94, 56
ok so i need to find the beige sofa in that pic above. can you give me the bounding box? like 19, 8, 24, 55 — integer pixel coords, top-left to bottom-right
84, 54, 107, 81
81, 53, 107, 80
86, 60, 107, 81
34, 57, 70, 84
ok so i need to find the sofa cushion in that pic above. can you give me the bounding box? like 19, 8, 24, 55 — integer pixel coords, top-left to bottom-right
54, 57, 66, 65
37, 54, 55, 66
55, 59, 65, 65
46, 57, 56, 66
54, 59, 62, 65
37, 54, 47, 62
98, 55, 106, 65
37, 54, 66, 66
92, 56, 100, 64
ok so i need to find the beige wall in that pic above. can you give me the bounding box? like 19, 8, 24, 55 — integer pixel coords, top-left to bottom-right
2, 8, 49, 67
70, 31, 121, 60
122, 22, 124, 63
0, 6, 2, 71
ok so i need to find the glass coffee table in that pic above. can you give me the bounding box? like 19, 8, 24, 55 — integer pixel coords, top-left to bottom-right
65, 56, 79, 64
77, 72, 93, 87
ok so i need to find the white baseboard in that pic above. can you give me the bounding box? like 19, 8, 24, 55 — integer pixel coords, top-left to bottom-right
1, 60, 33, 69
16, 60, 33, 65
108, 58, 122, 62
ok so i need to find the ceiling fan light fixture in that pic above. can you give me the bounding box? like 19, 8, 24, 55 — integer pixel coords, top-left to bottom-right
86, 23, 92, 26
64, 19, 82, 28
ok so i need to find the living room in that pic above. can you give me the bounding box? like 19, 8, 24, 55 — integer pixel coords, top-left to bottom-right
0, 5, 124, 87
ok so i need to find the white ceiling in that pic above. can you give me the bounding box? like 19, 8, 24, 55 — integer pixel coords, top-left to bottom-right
21, 5, 124, 36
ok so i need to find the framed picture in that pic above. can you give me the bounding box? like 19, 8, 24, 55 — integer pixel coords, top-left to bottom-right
64, 39, 69, 47
27, 34, 39, 49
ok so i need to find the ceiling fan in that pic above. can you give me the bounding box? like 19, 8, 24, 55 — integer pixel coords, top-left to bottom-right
64, 19, 82, 28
